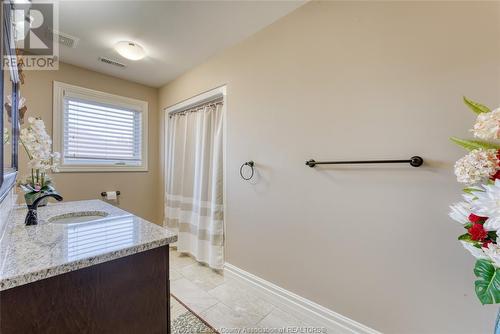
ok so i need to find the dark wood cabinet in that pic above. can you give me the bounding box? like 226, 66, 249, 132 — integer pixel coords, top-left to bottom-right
0, 246, 171, 334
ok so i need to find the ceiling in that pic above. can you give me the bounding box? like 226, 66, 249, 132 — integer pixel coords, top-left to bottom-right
56, 1, 305, 87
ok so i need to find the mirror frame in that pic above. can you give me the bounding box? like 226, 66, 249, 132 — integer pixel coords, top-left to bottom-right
0, 0, 20, 203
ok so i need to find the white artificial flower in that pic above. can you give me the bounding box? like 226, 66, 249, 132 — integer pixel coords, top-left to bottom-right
20, 117, 60, 172
454, 149, 499, 184
461, 241, 488, 260
471, 179, 500, 231
472, 108, 500, 140
449, 202, 471, 224
463, 192, 477, 203
483, 242, 500, 267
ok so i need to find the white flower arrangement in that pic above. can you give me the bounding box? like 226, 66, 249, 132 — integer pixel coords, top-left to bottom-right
449, 97, 500, 305
19, 117, 60, 196
20, 117, 60, 172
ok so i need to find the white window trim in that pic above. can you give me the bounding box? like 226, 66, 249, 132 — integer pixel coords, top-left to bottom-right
53, 81, 149, 172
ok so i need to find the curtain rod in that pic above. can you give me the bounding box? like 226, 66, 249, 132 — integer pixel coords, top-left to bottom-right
166, 89, 224, 115
168, 95, 223, 115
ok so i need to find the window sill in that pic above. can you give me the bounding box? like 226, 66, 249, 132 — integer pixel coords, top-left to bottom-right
56, 164, 148, 173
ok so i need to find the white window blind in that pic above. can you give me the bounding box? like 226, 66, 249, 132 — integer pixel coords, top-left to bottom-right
53, 81, 148, 172
63, 96, 142, 166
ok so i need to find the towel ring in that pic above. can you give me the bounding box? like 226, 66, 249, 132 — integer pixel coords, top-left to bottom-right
240, 161, 255, 180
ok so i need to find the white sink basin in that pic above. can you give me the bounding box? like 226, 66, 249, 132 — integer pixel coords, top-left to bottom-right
48, 211, 109, 224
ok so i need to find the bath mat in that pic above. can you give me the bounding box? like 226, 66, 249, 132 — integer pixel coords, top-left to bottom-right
171, 294, 218, 334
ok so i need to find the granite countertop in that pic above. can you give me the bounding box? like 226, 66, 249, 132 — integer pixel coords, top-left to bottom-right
0, 200, 177, 291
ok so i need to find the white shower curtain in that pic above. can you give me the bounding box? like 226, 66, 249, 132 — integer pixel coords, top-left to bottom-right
165, 100, 224, 269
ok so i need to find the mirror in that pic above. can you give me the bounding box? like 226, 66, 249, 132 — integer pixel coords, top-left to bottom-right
0, 0, 19, 200
3, 74, 12, 175
3, 79, 20, 172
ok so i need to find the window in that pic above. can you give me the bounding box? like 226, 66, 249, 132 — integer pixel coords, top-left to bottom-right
53, 82, 148, 172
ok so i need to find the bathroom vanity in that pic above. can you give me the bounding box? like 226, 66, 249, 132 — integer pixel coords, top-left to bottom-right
0, 200, 177, 334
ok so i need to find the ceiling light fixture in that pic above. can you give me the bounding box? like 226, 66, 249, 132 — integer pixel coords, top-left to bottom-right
114, 41, 146, 61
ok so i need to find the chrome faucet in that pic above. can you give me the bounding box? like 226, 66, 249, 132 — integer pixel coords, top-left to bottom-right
25, 193, 63, 226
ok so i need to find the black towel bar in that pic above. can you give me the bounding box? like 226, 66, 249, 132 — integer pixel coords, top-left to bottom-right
305, 156, 424, 168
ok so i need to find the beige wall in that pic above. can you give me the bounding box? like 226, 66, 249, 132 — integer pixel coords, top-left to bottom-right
159, 1, 500, 333
19, 62, 161, 224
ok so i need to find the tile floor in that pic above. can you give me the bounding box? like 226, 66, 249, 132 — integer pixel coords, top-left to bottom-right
169, 247, 312, 331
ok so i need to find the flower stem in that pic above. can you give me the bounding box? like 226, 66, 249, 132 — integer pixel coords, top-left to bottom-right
19, 137, 33, 160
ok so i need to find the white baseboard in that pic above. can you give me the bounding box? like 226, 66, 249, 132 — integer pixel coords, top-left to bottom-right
224, 263, 381, 334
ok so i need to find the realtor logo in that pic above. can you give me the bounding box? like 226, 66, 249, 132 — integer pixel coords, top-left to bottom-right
3, 1, 59, 70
